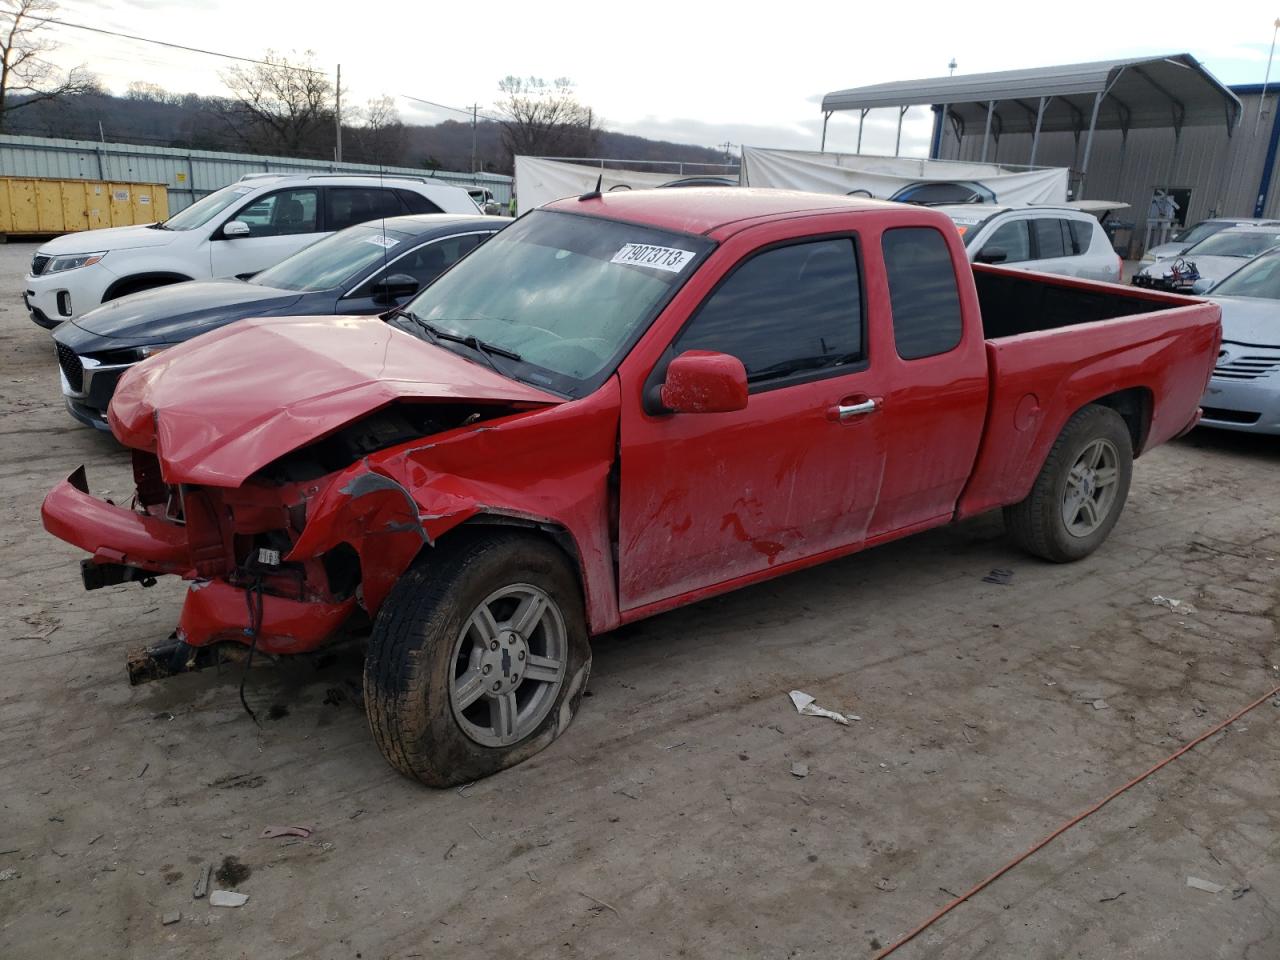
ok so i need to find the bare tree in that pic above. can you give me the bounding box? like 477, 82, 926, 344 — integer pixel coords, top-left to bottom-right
346, 95, 406, 165
494, 76, 599, 161
217, 49, 337, 157
0, 0, 96, 133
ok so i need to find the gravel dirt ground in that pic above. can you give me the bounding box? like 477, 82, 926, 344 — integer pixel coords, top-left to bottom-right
0, 240, 1277, 960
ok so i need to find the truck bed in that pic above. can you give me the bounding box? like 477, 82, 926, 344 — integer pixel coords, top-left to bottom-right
956, 265, 1222, 519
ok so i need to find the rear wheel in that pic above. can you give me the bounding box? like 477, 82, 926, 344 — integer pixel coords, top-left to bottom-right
1004, 404, 1133, 562
363, 532, 591, 786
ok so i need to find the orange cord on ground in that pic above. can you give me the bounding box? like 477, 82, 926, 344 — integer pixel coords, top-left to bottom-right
872, 680, 1280, 959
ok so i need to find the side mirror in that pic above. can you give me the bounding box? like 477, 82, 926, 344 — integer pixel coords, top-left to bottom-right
1190, 278, 1214, 295
222, 220, 251, 238
659, 350, 748, 414
371, 273, 420, 304
976, 246, 1008, 264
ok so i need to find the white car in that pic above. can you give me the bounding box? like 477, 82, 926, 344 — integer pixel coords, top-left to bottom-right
1141, 217, 1280, 265
24, 173, 481, 327
935, 205, 1122, 282
1131, 225, 1280, 293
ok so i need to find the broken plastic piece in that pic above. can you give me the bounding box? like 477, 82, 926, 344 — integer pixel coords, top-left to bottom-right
209, 890, 249, 907
790, 690, 852, 726
1152, 595, 1198, 614
1186, 876, 1225, 894
260, 825, 313, 839
192, 862, 211, 899
790, 762, 809, 778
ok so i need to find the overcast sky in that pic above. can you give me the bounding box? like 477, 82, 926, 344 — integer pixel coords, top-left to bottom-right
38, 0, 1280, 157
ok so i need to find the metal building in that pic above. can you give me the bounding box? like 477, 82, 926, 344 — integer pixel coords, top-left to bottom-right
821, 55, 1280, 256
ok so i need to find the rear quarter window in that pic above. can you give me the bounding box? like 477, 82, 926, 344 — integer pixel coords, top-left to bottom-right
1068, 219, 1093, 254
882, 227, 964, 360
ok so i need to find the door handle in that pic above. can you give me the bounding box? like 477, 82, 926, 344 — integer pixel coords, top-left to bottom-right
829, 397, 881, 421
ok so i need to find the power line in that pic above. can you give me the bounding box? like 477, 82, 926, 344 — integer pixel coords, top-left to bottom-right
21, 14, 327, 74
399, 93, 501, 124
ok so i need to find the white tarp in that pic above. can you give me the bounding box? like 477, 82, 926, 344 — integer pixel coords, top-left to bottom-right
514, 157, 679, 215
740, 147, 1068, 205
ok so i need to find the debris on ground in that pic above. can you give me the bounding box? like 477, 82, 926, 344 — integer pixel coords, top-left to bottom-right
875, 877, 898, 892
577, 890, 620, 916
192, 863, 211, 900
1093, 699, 1110, 711
1152, 595, 1198, 614
1233, 885, 1252, 900
209, 890, 249, 908
0, 868, 18, 881
260, 825, 312, 839
1186, 876, 1225, 894
982, 568, 1014, 585
789, 690, 858, 725
1099, 891, 1126, 903
214, 856, 251, 887
161, 910, 182, 926
790, 762, 809, 778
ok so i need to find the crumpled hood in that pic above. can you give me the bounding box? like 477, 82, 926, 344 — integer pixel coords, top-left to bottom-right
72, 279, 305, 346
38, 223, 178, 255
1137, 254, 1248, 285
1215, 295, 1280, 347
109, 314, 562, 487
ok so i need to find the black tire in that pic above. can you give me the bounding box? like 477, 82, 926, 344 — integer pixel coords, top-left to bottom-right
1004, 404, 1134, 563
363, 531, 591, 786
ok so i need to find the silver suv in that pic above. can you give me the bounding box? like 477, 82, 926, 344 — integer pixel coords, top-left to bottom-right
936, 205, 1122, 283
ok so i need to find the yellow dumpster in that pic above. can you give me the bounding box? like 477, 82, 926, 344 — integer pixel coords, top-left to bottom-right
0, 177, 169, 236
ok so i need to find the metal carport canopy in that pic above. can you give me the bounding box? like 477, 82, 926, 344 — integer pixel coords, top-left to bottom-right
820, 54, 1242, 135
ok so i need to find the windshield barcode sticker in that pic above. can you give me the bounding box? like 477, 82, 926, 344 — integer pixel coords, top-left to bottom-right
361, 235, 400, 249
612, 243, 695, 273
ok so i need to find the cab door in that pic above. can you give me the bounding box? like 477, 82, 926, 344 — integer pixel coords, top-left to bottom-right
616, 231, 890, 613
209, 187, 321, 278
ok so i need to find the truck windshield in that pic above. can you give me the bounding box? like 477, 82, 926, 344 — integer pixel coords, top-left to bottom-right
254, 223, 415, 291
400, 210, 714, 396
1186, 231, 1280, 259
156, 184, 256, 231
1210, 253, 1280, 300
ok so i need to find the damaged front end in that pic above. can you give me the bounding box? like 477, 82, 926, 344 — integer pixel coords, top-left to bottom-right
42, 401, 540, 684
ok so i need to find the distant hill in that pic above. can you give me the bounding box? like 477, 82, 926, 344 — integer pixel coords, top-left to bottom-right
3, 90, 735, 176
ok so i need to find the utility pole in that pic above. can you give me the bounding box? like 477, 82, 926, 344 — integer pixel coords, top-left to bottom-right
470, 103, 479, 173
949, 58, 957, 76
334, 64, 343, 162
718, 141, 734, 163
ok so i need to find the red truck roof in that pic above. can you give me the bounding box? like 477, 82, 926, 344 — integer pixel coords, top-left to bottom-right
545, 187, 898, 238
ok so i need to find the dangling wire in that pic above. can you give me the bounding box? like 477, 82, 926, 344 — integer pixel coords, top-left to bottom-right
238, 575, 265, 727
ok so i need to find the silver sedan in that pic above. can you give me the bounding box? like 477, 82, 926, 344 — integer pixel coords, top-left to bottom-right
1199, 250, 1280, 434
1133, 226, 1280, 293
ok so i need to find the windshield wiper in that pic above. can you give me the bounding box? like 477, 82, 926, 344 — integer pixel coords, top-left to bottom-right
385, 310, 522, 370
147, 221, 169, 230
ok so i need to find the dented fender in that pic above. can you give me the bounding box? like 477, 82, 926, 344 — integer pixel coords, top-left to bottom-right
283, 379, 625, 632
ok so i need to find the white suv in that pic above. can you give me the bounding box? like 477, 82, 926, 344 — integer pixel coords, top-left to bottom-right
934, 204, 1123, 283
24, 173, 481, 327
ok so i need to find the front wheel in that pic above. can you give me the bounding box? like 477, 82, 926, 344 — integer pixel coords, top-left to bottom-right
1004, 404, 1134, 563
364, 532, 591, 786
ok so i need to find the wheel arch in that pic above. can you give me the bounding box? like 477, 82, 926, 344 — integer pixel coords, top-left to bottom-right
102, 271, 193, 302
1089, 386, 1154, 457
423, 512, 592, 612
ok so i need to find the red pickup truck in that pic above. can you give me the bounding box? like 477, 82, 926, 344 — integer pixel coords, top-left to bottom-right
42, 189, 1220, 786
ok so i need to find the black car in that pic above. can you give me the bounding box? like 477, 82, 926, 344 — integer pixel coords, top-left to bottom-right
52, 213, 507, 429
